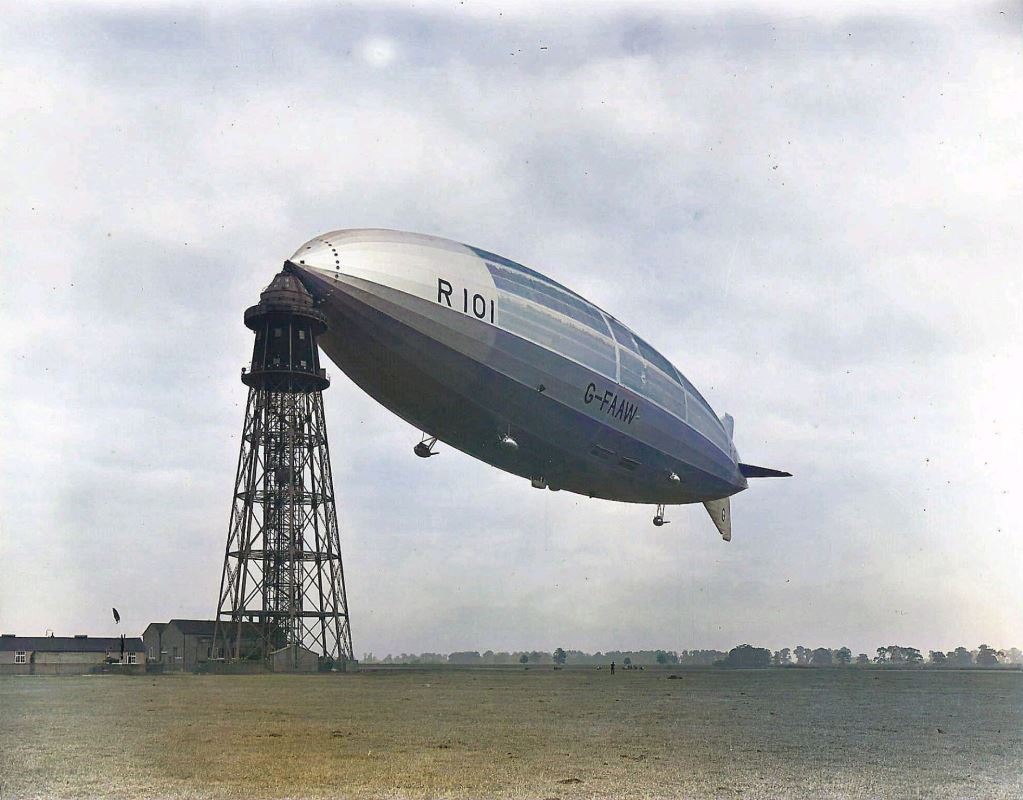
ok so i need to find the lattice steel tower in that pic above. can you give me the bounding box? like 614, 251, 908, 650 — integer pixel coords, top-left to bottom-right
214, 268, 353, 667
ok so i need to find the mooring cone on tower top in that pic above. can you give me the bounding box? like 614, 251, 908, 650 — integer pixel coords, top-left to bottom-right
214, 268, 353, 670
242, 269, 329, 393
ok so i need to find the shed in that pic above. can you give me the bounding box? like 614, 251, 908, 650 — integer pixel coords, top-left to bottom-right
271, 644, 320, 673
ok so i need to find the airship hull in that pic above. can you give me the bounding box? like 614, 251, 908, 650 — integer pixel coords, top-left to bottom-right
286, 230, 748, 505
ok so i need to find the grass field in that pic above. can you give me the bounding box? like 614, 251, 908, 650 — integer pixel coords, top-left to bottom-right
0, 667, 1020, 799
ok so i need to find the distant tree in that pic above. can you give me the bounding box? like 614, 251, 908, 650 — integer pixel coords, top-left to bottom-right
518, 653, 529, 665
553, 647, 567, 665
929, 650, 947, 665
623, 657, 632, 666
948, 647, 973, 667
834, 647, 852, 666
724, 644, 771, 668
656, 651, 668, 665
794, 646, 810, 665
679, 650, 727, 666
1006, 648, 1023, 665
772, 648, 792, 666
855, 654, 869, 666
976, 644, 1000, 667
448, 651, 482, 665
810, 648, 833, 667
872, 646, 921, 665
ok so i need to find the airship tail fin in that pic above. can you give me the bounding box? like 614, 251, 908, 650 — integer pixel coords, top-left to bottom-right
738, 463, 792, 478
704, 497, 731, 542
720, 413, 734, 439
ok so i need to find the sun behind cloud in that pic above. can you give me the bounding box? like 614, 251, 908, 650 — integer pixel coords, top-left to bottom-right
360, 36, 397, 68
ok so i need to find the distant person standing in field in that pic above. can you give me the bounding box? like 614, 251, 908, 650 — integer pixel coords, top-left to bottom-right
610, 660, 615, 675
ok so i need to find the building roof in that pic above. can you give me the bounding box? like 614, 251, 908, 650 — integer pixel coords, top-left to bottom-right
0, 635, 144, 653
169, 619, 218, 635
167, 619, 263, 637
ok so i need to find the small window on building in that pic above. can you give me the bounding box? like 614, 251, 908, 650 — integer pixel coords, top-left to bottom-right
14, 650, 27, 664
148, 647, 154, 660
127, 653, 137, 665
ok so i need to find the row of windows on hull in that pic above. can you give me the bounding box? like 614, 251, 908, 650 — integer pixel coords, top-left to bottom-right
481, 260, 730, 454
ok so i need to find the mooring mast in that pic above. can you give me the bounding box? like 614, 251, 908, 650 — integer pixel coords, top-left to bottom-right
214, 268, 353, 668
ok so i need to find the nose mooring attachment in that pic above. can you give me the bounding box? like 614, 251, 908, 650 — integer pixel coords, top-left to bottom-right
653, 503, 670, 527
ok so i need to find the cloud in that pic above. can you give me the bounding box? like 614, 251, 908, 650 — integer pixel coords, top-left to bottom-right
0, 2, 1019, 657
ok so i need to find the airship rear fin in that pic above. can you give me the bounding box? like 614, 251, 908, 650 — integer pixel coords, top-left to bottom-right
704, 497, 731, 542
738, 463, 792, 478
720, 413, 734, 439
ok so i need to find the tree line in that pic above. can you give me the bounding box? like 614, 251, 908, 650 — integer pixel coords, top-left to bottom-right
360, 649, 712, 665
361, 644, 1021, 667
765, 643, 1015, 667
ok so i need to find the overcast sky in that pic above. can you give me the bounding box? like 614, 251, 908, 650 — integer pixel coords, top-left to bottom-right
1, 1, 1019, 658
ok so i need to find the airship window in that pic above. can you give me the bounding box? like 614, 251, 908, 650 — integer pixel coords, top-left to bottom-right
499, 296, 617, 379
471, 245, 589, 302
486, 262, 610, 337
646, 368, 688, 421
686, 395, 729, 453
298, 330, 306, 341
670, 366, 715, 415
622, 348, 687, 423
606, 317, 638, 353
634, 335, 680, 385
619, 348, 647, 393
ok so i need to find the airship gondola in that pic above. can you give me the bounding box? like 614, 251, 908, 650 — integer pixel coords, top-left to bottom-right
283, 229, 789, 540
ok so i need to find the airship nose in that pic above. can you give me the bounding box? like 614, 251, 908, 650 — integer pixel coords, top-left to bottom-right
290, 236, 341, 273
284, 260, 333, 307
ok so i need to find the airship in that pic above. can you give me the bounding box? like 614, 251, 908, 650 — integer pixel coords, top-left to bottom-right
283, 229, 788, 541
